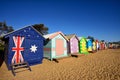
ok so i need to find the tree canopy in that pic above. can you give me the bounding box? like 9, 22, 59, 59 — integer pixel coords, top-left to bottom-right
87, 36, 94, 42
32, 24, 49, 35
0, 21, 14, 36
101, 40, 105, 42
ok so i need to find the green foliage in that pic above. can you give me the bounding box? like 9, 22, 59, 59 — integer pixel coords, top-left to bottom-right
32, 24, 49, 35
87, 36, 94, 42
109, 41, 120, 44
101, 40, 105, 42
0, 21, 14, 36
0, 21, 14, 50
0, 43, 4, 50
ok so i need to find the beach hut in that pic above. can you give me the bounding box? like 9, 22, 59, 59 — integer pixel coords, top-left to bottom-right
92, 40, 97, 52
96, 40, 100, 51
87, 39, 93, 52
65, 34, 79, 54
44, 31, 68, 61
3, 26, 45, 69
79, 37, 89, 54
108, 43, 113, 49
105, 42, 108, 49
100, 42, 105, 50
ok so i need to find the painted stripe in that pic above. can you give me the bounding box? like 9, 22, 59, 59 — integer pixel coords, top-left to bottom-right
44, 48, 51, 51
44, 47, 67, 51
52, 48, 67, 51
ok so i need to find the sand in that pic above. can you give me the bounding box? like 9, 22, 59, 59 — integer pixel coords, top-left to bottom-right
0, 49, 120, 80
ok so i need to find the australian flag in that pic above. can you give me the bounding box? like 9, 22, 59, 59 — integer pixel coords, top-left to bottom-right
12, 35, 39, 64
12, 36, 25, 64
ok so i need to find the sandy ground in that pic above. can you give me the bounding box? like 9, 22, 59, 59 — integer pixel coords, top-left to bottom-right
0, 49, 120, 80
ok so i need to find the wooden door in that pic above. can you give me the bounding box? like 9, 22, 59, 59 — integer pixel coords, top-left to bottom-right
56, 39, 64, 56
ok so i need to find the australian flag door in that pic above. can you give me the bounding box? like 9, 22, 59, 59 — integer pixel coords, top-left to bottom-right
12, 36, 25, 64
23, 38, 43, 65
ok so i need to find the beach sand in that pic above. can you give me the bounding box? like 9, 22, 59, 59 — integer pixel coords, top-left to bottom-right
0, 49, 120, 80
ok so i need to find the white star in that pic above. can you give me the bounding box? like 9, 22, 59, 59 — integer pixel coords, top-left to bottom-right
30, 45, 37, 53
24, 30, 26, 32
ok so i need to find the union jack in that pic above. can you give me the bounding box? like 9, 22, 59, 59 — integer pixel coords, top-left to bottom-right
12, 36, 24, 64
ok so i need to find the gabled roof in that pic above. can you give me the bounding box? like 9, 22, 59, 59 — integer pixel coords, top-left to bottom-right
79, 37, 87, 42
3, 25, 44, 39
78, 37, 86, 40
44, 31, 68, 41
65, 34, 79, 40
65, 34, 75, 39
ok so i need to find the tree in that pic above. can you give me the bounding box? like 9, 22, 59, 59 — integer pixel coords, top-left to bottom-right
101, 40, 105, 42
32, 24, 49, 35
2, 21, 8, 31
0, 21, 14, 50
8, 26, 14, 32
118, 41, 120, 45
0, 21, 14, 36
87, 36, 94, 42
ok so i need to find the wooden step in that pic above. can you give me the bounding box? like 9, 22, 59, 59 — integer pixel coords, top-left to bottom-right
11, 61, 31, 76
13, 65, 28, 70
12, 62, 26, 66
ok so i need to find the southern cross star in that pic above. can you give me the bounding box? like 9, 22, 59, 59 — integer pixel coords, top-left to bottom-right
30, 45, 37, 53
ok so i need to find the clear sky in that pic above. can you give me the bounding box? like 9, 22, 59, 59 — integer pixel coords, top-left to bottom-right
0, 0, 120, 42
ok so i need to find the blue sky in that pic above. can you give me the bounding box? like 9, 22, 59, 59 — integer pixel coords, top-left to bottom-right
0, 0, 120, 42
